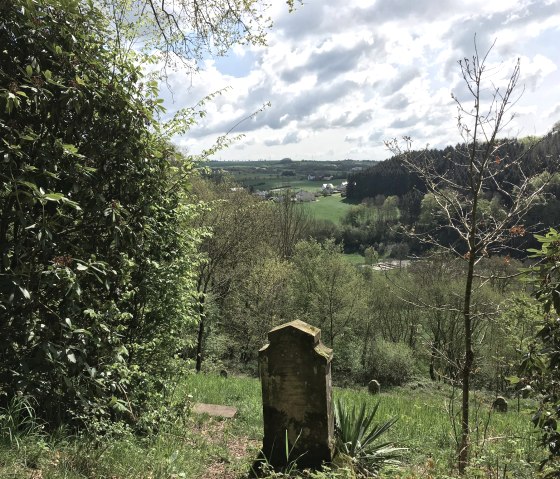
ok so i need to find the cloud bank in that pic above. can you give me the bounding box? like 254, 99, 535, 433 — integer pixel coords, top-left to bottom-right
163, 0, 560, 161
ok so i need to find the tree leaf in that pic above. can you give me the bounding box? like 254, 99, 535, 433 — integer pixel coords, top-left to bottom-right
19, 286, 31, 299
44, 193, 64, 201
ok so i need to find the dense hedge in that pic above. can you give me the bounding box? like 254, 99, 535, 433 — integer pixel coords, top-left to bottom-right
0, 0, 198, 428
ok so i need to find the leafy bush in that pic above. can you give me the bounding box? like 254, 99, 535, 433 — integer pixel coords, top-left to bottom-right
519, 228, 560, 476
362, 340, 416, 386
0, 0, 199, 429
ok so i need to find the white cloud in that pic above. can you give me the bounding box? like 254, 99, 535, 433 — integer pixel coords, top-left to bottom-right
161, 0, 560, 161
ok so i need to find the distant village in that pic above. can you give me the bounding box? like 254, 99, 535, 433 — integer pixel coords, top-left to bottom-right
251, 180, 349, 203
207, 159, 372, 203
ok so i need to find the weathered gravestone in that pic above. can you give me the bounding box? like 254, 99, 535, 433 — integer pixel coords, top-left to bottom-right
368, 379, 381, 395
259, 320, 334, 469
492, 396, 508, 413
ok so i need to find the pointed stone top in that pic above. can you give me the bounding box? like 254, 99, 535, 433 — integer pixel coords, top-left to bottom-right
268, 319, 320, 344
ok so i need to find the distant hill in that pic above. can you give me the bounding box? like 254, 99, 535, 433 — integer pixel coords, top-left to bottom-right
347, 133, 560, 202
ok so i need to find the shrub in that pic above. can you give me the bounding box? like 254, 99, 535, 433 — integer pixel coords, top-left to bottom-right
363, 340, 416, 386
0, 0, 199, 429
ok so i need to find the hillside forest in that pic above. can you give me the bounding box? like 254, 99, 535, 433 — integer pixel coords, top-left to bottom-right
1, 1, 560, 478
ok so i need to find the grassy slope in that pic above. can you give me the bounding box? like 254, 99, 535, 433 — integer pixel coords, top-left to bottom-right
185, 375, 541, 478
304, 194, 355, 224
0, 375, 541, 478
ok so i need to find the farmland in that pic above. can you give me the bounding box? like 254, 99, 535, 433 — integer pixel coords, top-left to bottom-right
303, 194, 356, 224
204, 158, 375, 193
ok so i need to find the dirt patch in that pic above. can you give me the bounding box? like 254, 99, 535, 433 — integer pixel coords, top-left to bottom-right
197, 420, 260, 479
193, 403, 238, 419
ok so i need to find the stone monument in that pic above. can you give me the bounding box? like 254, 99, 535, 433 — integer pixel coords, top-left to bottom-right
259, 320, 334, 469
492, 396, 508, 412
368, 379, 381, 395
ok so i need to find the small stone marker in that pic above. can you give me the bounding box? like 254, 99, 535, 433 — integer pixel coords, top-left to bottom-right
259, 320, 334, 470
193, 403, 237, 418
492, 396, 508, 413
368, 379, 381, 395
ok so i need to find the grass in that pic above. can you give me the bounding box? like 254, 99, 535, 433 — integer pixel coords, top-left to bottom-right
0, 374, 544, 478
304, 194, 356, 224
335, 384, 541, 477
343, 252, 366, 265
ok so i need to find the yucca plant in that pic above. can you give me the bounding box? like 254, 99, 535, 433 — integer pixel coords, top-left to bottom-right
333, 398, 406, 477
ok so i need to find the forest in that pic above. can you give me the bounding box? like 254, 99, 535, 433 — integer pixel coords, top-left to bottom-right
1, 0, 560, 478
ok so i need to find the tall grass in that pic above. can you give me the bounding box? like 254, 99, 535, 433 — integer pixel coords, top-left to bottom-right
0, 374, 544, 478
335, 385, 541, 477
0, 394, 44, 448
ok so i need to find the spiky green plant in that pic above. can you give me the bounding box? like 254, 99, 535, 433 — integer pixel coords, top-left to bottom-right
334, 398, 405, 477
0, 395, 43, 448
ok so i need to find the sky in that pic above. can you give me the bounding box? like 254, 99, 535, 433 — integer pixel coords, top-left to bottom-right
162, 0, 560, 162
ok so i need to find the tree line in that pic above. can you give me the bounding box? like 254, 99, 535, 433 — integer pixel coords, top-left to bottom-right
347, 133, 560, 246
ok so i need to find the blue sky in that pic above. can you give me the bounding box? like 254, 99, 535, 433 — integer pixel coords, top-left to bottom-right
162, 0, 560, 161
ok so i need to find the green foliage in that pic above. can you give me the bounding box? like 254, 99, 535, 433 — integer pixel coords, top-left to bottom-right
219, 255, 293, 369
290, 239, 362, 349
477, 294, 540, 393
0, 373, 543, 478
363, 247, 378, 265
362, 340, 416, 387
0, 395, 43, 448
519, 228, 560, 476
528, 228, 560, 315
334, 398, 405, 477
0, 0, 199, 429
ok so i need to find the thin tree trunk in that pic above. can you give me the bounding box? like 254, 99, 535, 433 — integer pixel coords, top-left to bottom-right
195, 295, 206, 373
430, 342, 437, 381
459, 245, 476, 473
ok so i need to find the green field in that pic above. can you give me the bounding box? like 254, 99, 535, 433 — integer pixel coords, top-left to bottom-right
182, 374, 542, 478
343, 252, 366, 265
268, 179, 323, 192
304, 194, 355, 224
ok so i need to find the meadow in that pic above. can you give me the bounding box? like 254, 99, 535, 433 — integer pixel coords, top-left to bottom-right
1, 373, 542, 478
303, 194, 356, 224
